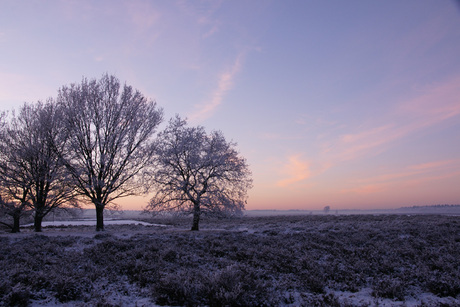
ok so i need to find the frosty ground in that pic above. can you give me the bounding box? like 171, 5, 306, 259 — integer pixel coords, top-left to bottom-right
1, 214, 459, 306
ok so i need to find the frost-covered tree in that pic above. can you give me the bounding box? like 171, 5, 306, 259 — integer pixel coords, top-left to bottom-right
0, 101, 77, 232
58, 74, 163, 231
146, 116, 253, 231
0, 112, 31, 232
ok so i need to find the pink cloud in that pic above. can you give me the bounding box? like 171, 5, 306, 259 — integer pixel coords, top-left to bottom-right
276, 154, 311, 187
408, 159, 458, 171
188, 53, 244, 122
176, 0, 223, 39
330, 75, 460, 162
260, 133, 304, 141
343, 159, 460, 196
341, 124, 394, 144
341, 184, 386, 196
332, 124, 404, 162
125, 1, 161, 30
397, 76, 460, 123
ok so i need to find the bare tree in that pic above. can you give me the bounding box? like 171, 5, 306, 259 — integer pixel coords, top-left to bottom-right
0, 112, 31, 232
146, 116, 253, 231
57, 74, 163, 231
0, 193, 31, 233
0, 101, 77, 232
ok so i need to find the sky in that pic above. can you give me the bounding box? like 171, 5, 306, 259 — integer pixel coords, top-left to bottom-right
1, 0, 460, 211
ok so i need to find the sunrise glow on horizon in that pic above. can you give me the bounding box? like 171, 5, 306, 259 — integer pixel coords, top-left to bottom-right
1, 1, 459, 211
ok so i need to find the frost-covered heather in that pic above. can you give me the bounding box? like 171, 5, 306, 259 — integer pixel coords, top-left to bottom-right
0, 214, 459, 306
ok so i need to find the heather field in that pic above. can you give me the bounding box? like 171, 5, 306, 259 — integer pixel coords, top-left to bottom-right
1, 214, 460, 306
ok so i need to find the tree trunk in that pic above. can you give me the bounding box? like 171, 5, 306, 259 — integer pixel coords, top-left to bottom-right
12, 214, 20, 233
96, 204, 104, 231
34, 214, 43, 232
191, 203, 200, 231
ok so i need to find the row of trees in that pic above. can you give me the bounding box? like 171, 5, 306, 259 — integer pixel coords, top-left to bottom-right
0, 74, 252, 232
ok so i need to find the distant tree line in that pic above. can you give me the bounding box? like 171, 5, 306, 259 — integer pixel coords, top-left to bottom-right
401, 204, 460, 208
0, 74, 252, 232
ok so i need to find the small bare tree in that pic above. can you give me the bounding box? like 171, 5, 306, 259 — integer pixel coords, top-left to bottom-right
58, 74, 163, 231
146, 116, 253, 231
0, 101, 77, 232
0, 191, 34, 233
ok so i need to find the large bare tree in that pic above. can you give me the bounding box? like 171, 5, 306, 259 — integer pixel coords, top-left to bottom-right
58, 74, 163, 231
0, 112, 30, 232
0, 101, 77, 232
146, 116, 253, 231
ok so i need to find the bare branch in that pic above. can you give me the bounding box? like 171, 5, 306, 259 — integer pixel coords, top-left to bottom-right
57, 74, 163, 231
145, 116, 252, 230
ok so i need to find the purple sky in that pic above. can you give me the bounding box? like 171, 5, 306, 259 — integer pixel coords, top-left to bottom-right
1, 1, 460, 210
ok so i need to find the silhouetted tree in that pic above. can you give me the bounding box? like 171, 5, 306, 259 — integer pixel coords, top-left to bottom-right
146, 116, 253, 231
0, 190, 31, 233
0, 101, 77, 232
0, 112, 31, 232
58, 74, 163, 231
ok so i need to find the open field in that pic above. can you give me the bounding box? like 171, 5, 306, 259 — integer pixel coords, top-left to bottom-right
1, 214, 460, 306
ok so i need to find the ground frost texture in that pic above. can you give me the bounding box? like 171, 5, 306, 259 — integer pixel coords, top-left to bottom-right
0, 214, 459, 306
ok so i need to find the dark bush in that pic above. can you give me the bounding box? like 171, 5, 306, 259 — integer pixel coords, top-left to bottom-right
53, 275, 90, 302
4, 284, 31, 307
208, 264, 278, 306
426, 273, 460, 298
372, 276, 406, 300
152, 269, 209, 306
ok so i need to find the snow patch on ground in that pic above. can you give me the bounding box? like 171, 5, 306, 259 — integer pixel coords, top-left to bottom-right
22, 219, 165, 227
29, 277, 161, 307
332, 287, 460, 306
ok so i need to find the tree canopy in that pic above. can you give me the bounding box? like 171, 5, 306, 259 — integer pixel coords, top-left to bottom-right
0, 101, 77, 232
146, 116, 253, 230
57, 74, 163, 231
0, 74, 253, 232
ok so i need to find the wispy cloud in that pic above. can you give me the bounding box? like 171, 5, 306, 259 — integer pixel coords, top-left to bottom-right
201, 24, 220, 39
338, 124, 399, 160
342, 159, 460, 195
342, 184, 385, 196
176, 0, 223, 39
396, 77, 460, 123
188, 53, 244, 122
260, 133, 304, 141
408, 160, 457, 172
125, 1, 161, 30
328, 75, 460, 162
276, 154, 311, 187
